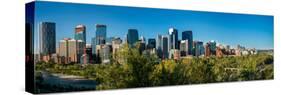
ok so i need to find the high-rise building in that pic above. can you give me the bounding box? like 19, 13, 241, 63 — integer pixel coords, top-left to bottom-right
92, 37, 96, 55
59, 38, 70, 64
180, 40, 189, 56
193, 41, 204, 56
80, 44, 92, 64
168, 28, 179, 50
74, 25, 86, 43
39, 22, 56, 62
147, 38, 156, 49
182, 30, 193, 55
156, 35, 163, 58
205, 41, 217, 56
59, 38, 84, 64
209, 40, 216, 55
112, 37, 122, 57
169, 49, 180, 60
127, 29, 139, 47
205, 43, 211, 57
80, 53, 89, 64
216, 47, 224, 57
96, 24, 106, 45
162, 36, 169, 59
96, 44, 112, 64
136, 41, 146, 54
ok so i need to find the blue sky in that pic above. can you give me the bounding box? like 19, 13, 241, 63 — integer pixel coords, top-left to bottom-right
34, 1, 273, 52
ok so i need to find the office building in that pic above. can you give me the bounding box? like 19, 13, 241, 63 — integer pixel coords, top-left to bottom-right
80, 44, 92, 64
96, 44, 112, 64
112, 37, 122, 56
59, 38, 84, 63
162, 36, 169, 59
147, 38, 156, 49
168, 28, 179, 50
39, 22, 56, 62
193, 41, 204, 56
169, 49, 180, 60
96, 24, 107, 45
180, 40, 189, 56
182, 30, 193, 55
74, 25, 86, 43
92, 37, 96, 55
156, 35, 163, 58
209, 40, 217, 55
127, 29, 139, 47
216, 47, 224, 57
205, 43, 211, 57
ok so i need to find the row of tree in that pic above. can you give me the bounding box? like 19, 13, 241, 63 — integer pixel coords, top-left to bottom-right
35, 44, 274, 90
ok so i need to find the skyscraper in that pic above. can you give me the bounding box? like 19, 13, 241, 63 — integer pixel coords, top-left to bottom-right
74, 25, 86, 43
136, 41, 146, 54
205, 43, 211, 57
69, 39, 84, 63
59, 38, 84, 64
82, 44, 92, 63
96, 44, 112, 64
80, 44, 91, 64
91, 37, 96, 55
182, 30, 193, 55
96, 24, 106, 45
169, 49, 180, 60
156, 35, 163, 58
168, 28, 179, 51
162, 36, 169, 59
59, 38, 70, 64
127, 29, 139, 47
39, 22, 56, 62
209, 40, 217, 55
180, 40, 189, 56
147, 38, 156, 49
193, 41, 204, 56
112, 37, 122, 57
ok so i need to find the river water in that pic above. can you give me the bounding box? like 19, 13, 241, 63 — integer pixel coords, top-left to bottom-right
38, 71, 97, 92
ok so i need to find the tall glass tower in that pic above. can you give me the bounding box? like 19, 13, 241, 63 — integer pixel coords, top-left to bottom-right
39, 22, 56, 56
168, 28, 179, 50
162, 36, 169, 59
74, 25, 86, 43
127, 29, 139, 47
95, 24, 106, 45
182, 30, 193, 55
156, 35, 163, 58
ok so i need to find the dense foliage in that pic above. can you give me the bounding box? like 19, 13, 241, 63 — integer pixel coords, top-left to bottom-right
35, 44, 273, 91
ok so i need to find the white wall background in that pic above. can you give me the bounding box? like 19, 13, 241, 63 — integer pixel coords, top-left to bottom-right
0, 0, 280, 95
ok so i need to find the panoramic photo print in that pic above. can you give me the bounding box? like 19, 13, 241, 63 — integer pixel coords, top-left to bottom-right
26, 1, 274, 94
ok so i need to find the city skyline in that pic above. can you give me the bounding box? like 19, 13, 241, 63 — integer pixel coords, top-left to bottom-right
34, 1, 273, 53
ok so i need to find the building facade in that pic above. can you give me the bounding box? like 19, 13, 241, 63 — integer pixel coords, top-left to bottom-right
180, 40, 189, 56
182, 30, 193, 55
96, 24, 107, 45
74, 25, 86, 43
193, 41, 204, 56
59, 38, 84, 64
147, 38, 156, 49
156, 35, 163, 58
127, 29, 139, 47
39, 22, 56, 62
168, 28, 179, 51
162, 36, 169, 59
